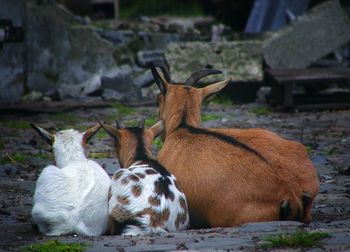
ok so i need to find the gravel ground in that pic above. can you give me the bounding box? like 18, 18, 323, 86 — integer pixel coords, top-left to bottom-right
0, 101, 349, 251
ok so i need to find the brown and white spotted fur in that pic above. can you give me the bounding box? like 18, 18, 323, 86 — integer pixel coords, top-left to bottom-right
101, 119, 189, 236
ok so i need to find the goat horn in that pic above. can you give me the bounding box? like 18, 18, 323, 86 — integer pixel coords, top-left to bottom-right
115, 120, 121, 129
185, 69, 222, 86
138, 117, 146, 128
151, 59, 171, 82
151, 65, 166, 94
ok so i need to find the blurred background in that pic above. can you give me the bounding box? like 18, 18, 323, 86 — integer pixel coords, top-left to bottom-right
1, 0, 350, 110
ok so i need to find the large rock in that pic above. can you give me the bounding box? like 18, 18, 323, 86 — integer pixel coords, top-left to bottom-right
165, 41, 263, 82
0, 0, 26, 103
26, 2, 117, 93
100, 65, 141, 102
263, 0, 350, 69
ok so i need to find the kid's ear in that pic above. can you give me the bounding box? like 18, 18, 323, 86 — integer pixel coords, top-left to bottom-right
83, 124, 101, 144
149, 119, 164, 139
30, 124, 54, 145
201, 79, 231, 100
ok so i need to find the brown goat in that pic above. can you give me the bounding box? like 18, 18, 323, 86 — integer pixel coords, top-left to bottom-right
151, 65, 319, 229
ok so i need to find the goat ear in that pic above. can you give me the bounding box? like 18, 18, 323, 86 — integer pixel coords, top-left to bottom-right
82, 124, 101, 144
151, 65, 169, 95
149, 119, 164, 139
138, 117, 146, 128
201, 79, 231, 100
99, 122, 119, 141
30, 124, 54, 145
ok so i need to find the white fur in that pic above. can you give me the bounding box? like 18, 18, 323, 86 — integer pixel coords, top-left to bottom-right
32, 129, 111, 236
109, 161, 189, 236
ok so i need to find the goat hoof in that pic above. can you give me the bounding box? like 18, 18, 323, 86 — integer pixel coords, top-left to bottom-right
279, 200, 290, 220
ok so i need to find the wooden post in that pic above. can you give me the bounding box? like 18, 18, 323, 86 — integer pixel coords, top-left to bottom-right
114, 0, 119, 19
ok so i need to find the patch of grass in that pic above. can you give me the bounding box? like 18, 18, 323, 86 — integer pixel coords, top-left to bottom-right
48, 113, 80, 124
21, 240, 89, 252
0, 153, 30, 165
89, 152, 110, 159
0, 120, 30, 129
209, 94, 233, 105
201, 114, 220, 122
96, 129, 109, 139
260, 229, 330, 249
33, 152, 51, 160
145, 115, 158, 127
251, 107, 271, 116
112, 103, 136, 116
305, 145, 313, 154
153, 138, 163, 149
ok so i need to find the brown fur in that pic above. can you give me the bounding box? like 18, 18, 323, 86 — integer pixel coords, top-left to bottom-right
155, 77, 319, 228
117, 195, 130, 205
148, 196, 161, 206
175, 212, 188, 229
131, 185, 142, 197
140, 208, 170, 228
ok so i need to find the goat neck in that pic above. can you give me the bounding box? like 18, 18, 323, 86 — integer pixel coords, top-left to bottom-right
160, 85, 202, 139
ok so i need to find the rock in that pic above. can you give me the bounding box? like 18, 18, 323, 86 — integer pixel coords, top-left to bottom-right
101, 65, 141, 102
139, 32, 180, 50
21, 91, 43, 102
26, 2, 116, 93
165, 41, 263, 82
137, 50, 164, 67
97, 30, 135, 46
101, 88, 124, 102
263, 0, 350, 69
134, 70, 154, 88
0, 0, 26, 103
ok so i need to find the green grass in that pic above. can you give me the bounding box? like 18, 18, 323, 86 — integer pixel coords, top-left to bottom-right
89, 152, 110, 159
21, 240, 89, 252
153, 138, 163, 149
201, 114, 220, 122
0, 153, 30, 165
112, 103, 136, 116
305, 145, 313, 154
96, 129, 109, 139
48, 113, 81, 125
260, 229, 330, 249
0, 120, 31, 129
33, 152, 51, 160
208, 94, 233, 105
251, 107, 271, 116
145, 115, 158, 127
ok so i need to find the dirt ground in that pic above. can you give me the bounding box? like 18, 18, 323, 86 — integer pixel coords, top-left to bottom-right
0, 100, 349, 251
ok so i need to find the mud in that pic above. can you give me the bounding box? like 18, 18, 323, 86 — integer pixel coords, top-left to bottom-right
0, 101, 349, 251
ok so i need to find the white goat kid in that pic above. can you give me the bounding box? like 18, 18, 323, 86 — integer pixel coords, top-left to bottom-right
101, 119, 190, 236
31, 124, 111, 236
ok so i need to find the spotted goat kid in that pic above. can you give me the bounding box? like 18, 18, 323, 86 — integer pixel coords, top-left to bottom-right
30, 124, 110, 236
100, 119, 189, 236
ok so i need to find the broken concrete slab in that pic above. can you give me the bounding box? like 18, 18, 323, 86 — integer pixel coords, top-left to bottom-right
263, 0, 350, 69
165, 41, 263, 83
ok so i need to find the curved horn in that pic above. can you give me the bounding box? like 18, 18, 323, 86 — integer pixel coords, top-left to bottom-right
151, 59, 171, 82
138, 117, 146, 128
151, 65, 167, 94
185, 69, 222, 86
